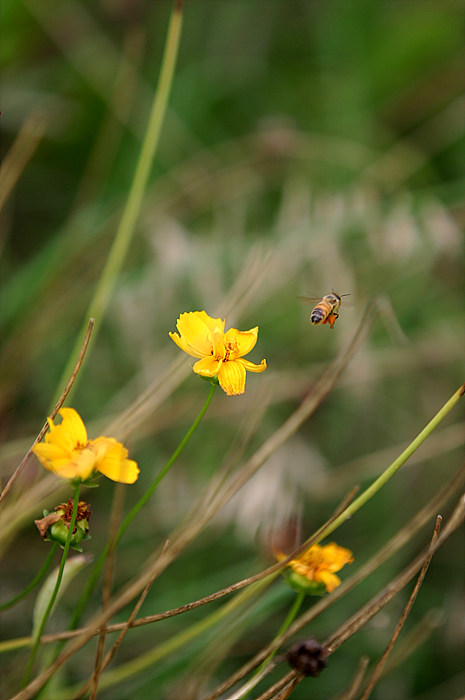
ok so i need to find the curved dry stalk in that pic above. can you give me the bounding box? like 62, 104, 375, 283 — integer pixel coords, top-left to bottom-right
255, 670, 301, 700
324, 495, 464, 653
359, 516, 442, 700
11, 306, 375, 700
3, 485, 356, 657
210, 498, 462, 700
201, 468, 464, 700
0, 318, 94, 506
223, 663, 278, 700
200, 302, 377, 517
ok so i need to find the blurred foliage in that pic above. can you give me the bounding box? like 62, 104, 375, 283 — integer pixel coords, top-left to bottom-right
1, 1, 464, 698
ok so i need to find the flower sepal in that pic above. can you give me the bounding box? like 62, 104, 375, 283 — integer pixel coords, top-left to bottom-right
198, 374, 220, 388
283, 569, 327, 597
76, 475, 101, 488
49, 518, 90, 552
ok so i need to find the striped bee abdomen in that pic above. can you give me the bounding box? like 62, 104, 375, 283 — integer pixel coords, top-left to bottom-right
310, 304, 329, 325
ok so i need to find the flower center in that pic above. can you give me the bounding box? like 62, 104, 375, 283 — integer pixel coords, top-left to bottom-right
224, 338, 238, 360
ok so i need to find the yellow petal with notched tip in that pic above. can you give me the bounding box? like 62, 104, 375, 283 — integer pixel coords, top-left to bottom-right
224, 327, 258, 358
174, 311, 224, 357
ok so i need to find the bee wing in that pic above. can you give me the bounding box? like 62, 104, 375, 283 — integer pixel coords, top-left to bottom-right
297, 295, 323, 304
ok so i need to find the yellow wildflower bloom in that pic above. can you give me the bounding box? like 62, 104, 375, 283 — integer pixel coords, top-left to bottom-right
169, 310, 267, 396
275, 542, 353, 594
32, 408, 139, 484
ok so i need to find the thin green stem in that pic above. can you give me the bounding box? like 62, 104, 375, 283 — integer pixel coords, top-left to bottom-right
22, 484, 80, 687
244, 591, 305, 698
0, 542, 58, 612
314, 383, 465, 544
69, 384, 216, 631
262, 590, 305, 667
52, 0, 184, 405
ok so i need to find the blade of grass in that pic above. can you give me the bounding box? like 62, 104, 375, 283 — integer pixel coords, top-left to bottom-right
52, 0, 185, 405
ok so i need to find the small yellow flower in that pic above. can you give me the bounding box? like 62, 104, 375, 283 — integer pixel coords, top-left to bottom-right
32, 408, 139, 484
275, 542, 353, 594
169, 310, 267, 396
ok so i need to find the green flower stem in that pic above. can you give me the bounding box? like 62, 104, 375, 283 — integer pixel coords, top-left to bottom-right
261, 590, 305, 666
244, 591, 305, 697
70, 384, 216, 631
22, 484, 80, 687
52, 0, 184, 405
0, 542, 58, 612
314, 383, 465, 545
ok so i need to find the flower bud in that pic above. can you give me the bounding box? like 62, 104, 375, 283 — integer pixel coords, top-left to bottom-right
35, 499, 91, 552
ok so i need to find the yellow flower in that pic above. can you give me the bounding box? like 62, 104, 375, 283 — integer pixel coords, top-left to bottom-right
169, 311, 267, 396
32, 408, 139, 484
275, 542, 353, 594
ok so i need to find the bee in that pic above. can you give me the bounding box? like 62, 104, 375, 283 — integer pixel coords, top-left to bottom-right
300, 291, 350, 329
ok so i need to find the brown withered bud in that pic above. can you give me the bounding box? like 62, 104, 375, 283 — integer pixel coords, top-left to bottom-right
56, 499, 92, 534
286, 638, 329, 677
35, 499, 92, 551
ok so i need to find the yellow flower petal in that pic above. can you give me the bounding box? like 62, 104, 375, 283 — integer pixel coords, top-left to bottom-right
91, 437, 140, 484
224, 327, 258, 357
55, 448, 96, 480
276, 541, 353, 594
32, 408, 138, 484
212, 328, 226, 360
175, 311, 224, 357
193, 356, 223, 377
317, 571, 341, 593
58, 407, 88, 445
194, 310, 226, 335
171, 311, 266, 396
168, 330, 196, 356
217, 360, 246, 395
237, 357, 267, 373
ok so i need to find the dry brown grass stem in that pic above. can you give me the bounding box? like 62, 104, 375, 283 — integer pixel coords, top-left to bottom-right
88, 483, 127, 700
76, 537, 171, 700
333, 656, 370, 700
11, 485, 358, 656
201, 467, 464, 700
209, 497, 462, 700
324, 495, 464, 653
223, 663, 279, 700
359, 515, 442, 700
255, 670, 301, 700
0, 318, 95, 507
194, 302, 377, 528
11, 306, 375, 700
379, 608, 444, 679
0, 112, 48, 213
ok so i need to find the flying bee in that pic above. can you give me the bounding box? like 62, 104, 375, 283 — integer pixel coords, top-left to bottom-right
300, 291, 350, 329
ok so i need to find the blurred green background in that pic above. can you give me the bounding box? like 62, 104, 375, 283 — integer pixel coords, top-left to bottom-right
1, 1, 464, 698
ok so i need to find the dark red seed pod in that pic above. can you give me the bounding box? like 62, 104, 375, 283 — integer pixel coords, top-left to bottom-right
286, 638, 329, 677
